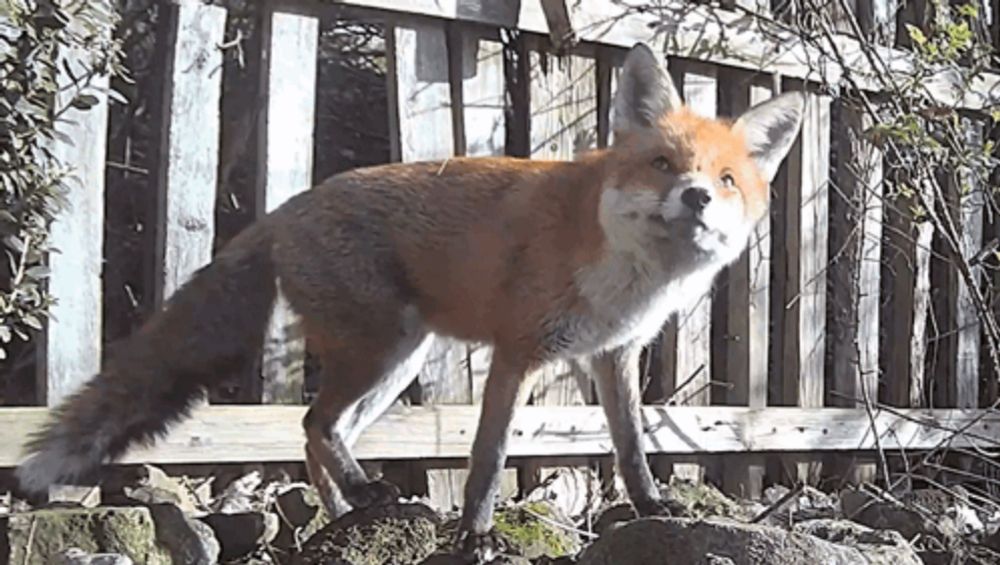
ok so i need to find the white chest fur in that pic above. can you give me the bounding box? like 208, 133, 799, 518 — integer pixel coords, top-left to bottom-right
561, 252, 721, 356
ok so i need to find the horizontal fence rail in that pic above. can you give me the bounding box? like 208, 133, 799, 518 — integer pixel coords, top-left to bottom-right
3, 406, 999, 467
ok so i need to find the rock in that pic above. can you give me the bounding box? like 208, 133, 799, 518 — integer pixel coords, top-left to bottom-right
5, 506, 171, 565
793, 519, 922, 563
575, 516, 922, 565
272, 483, 330, 551
211, 470, 263, 514
492, 501, 581, 560
591, 502, 636, 536
293, 502, 441, 565
147, 503, 220, 565
661, 477, 747, 520
54, 548, 135, 565
123, 464, 210, 516
200, 510, 279, 562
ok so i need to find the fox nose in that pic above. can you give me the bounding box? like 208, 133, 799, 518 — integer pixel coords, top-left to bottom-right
681, 187, 712, 212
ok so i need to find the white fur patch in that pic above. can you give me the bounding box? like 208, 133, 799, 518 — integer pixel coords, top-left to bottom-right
16, 436, 97, 495
563, 183, 753, 356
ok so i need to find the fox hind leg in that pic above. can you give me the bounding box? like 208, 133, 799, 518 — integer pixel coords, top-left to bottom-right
301, 309, 431, 513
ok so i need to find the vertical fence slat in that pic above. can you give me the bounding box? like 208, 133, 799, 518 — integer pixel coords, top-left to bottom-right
828, 104, 883, 484
387, 18, 471, 510
255, 8, 319, 404
931, 119, 984, 409
956, 128, 984, 409
36, 2, 113, 504
457, 26, 521, 506
661, 61, 717, 484
153, 0, 226, 307
523, 42, 599, 495
526, 46, 597, 406
778, 87, 830, 484
718, 71, 772, 499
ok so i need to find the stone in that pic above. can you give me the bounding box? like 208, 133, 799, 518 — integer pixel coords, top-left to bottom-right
293, 502, 441, 565
793, 519, 923, 563
147, 503, 220, 565
200, 510, 279, 562
660, 477, 747, 520
575, 516, 922, 565
5, 506, 171, 565
272, 484, 329, 551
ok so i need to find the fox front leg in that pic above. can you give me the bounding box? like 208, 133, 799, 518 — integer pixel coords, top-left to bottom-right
454, 350, 530, 562
588, 342, 672, 517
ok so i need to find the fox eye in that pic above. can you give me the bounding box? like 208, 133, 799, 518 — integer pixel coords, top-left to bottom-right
720, 172, 736, 188
651, 156, 671, 173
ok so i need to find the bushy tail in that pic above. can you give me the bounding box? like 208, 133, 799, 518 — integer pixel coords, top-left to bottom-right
16, 223, 277, 494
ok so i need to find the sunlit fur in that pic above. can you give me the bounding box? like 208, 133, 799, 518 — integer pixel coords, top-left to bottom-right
17, 43, 801, 562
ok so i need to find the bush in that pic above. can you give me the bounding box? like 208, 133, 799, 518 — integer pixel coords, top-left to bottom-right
0, 0, 126, 360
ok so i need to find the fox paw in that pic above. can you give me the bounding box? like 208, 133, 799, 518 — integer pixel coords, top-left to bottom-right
453, 529, 508, 564
342, 478, 401, 509
632, 496, 676, 518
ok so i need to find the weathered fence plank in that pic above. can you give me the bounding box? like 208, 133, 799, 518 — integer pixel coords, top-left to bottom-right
387, 19, 476, 509
777, 87, 831, 485
35, 0, 114, 505
828, 103, 883, 485
931, 120, 984, 410
717, 70, 772, 499
7, 406, 1000, 467
526, 44, 597, 407
152, 0, 226, 307
523, 42, 600, 495
255, 9, 319, 404
661, 60, 718, 484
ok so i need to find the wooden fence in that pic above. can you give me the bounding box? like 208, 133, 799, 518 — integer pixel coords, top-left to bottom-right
4, 0, 1000, 508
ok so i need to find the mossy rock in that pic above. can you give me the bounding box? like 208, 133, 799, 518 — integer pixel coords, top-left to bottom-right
662, 478, 747, 520
493, 501, 580, 560
5, 506, 171, 565
294, 503, 440, 565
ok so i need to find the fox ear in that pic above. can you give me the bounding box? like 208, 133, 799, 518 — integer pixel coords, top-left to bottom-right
612, 43, 681, 137
734, 91, 806, 182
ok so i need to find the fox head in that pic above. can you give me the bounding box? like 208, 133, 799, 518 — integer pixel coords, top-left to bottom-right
600, 43, 805, 267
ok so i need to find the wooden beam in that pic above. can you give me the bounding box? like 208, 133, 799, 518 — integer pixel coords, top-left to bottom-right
539, 0, 577, 53
322, 0, 1000, 110
3, 406, 1000, 467
254, 7, 319, 404
152, 0, 226, 306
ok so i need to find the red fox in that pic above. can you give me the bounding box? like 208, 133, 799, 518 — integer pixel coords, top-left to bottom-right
16, 43, 804, 560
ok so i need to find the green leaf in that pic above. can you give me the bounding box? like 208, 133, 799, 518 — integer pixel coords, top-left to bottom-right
906, 24, 928, 46
69, 93, 99, 110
